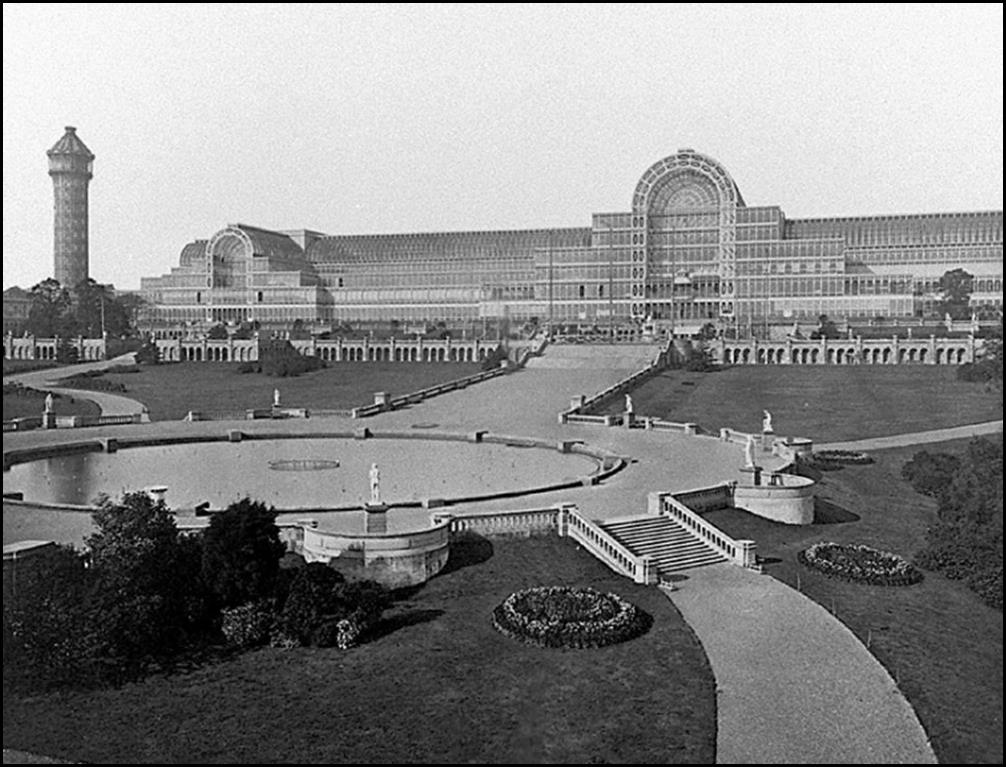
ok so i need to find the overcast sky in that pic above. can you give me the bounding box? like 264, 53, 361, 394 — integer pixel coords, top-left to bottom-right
3, 3, 1002, 290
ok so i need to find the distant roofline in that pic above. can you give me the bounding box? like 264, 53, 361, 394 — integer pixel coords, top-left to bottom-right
316, 225, 591, 241
789, 209, 1003, 224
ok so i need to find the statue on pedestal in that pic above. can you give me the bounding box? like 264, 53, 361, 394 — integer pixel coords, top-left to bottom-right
44, 392, 54, 414
762, 410, 773, 433
625, 394, 634, 415
369, 463, 381, 506
744, 436, 757, 469
273, 388, 281, 408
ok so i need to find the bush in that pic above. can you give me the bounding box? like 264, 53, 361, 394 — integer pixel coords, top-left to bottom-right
134, 340, 160, 365
238, 340, 325, 377
221, 600, 276, 649
811, 449, 873, 465
201, 499, 285, 609
277, 565, 389, 648
491, 586, 651, 649
799, 542, 923, 586
901, 450, 960, 499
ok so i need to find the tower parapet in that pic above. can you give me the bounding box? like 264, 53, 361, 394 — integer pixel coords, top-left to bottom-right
48, 126, 94, 289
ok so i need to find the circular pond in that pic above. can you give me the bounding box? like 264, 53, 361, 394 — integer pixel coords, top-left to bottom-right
5, 437, 598, 511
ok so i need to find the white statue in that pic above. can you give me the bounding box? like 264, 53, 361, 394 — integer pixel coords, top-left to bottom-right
369, 463, 381, 505
744, 436, 757, 469
625, 394, 634, 415
44, 392, 54, 414
762, 410, 773, 433
273, 388, 280, 408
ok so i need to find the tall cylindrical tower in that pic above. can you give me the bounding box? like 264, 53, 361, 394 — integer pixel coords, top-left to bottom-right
47, 126, 95, 289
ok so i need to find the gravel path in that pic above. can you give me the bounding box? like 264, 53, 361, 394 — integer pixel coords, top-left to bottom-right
817, 420, 1002, 451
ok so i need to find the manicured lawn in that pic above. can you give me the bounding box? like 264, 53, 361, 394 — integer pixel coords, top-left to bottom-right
2, 389, 100, 421
703, 438, 1003, 765
96, 361, 483, 421
2, 536, 716, 764
595, 366, 1001, 441
2, 359, 64, 376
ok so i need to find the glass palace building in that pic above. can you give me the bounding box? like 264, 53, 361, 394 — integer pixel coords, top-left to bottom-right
139, 149, 1003, 334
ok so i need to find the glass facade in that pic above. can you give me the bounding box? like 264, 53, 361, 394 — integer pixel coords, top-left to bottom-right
139, 151, 1003, 332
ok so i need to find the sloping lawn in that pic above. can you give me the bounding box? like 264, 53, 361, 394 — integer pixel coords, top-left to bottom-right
96, 361, 483, 421
2, 388, 100, 421
595, 366, 1001, 441
704, 438, 1003, 764
3, 536, 716, 764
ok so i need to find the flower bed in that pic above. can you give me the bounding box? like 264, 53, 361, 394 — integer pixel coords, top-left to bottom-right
798, 542, 923, 586
491, 586, 651, 649
811, 449, 873, 465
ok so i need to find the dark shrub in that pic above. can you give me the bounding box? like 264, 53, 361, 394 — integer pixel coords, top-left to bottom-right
201, 498, 285, 609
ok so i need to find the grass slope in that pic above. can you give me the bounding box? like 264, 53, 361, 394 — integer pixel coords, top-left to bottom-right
2, 390, 100, 421
97, 361, 483, 421
2, 536, 716, 764
704, 438, 1003, 764
596, 366, 1001, 441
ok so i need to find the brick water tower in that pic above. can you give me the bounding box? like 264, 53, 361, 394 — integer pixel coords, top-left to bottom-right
47, 126, 95, 289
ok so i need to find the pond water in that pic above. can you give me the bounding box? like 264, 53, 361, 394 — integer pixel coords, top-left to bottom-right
5, 438, 595, 511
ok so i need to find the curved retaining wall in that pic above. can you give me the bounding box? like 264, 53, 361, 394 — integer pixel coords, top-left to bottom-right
733, 475, 815, 525
300, 521, 451, 588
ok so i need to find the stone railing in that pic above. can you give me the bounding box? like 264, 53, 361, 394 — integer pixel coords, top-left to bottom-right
431, 505, 564, 537
558, 356, 664, 425
562, 506, 658, 585
351, 364, 514, 418
673, 483, 734, 513
650, 491, 758, 570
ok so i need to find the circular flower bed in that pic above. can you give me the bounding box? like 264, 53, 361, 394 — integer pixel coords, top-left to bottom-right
491, 586, 651, 649
798, 542, 923, 586
811, 449, 874, 465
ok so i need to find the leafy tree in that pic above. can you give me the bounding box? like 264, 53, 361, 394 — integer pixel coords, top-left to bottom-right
3, 544, 93, 687
200, 498, 285, 609
696, 322, 718, 341
55, 338, 79, 364
909, 437, 1003, 610
72, 279, 130, 338
290, 318, 312, 340
207, 323, 229, 340
135, 339, 161, 365
27, 278, 73, 337
85, 492, 195, 661
481, 344, 509, 371
809, 314, 841, 340
938, 268, 974, 320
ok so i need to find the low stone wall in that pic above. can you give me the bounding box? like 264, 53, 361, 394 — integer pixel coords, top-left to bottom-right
299, 521, 451, 588
733, 475, 815, 525
432, 505, 565, 538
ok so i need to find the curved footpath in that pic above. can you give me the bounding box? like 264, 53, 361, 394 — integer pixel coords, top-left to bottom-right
3, 348, 940, 763
818, 419, 1002, 452
5, 354, 146, 417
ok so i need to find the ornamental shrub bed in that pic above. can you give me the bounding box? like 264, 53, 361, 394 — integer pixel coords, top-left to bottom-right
812, 449, 874, 465
799, 542, 923, 586
491, 586, 651, 649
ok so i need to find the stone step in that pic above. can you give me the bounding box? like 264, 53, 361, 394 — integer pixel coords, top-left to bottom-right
600, 515, 728, 573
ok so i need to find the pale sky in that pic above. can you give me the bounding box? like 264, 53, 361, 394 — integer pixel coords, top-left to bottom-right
3, 3, 1003, 290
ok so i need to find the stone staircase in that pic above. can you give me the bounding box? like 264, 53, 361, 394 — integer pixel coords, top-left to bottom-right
600, 515, 727, 575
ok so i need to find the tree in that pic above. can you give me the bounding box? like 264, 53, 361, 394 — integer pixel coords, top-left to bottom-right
200, 498, 285, 609
207, 323, 229, 340
938, 268, 974, 320
72, 279, 129, 338
85, 492, 196, 661
27, 278, 73, 337
810, 314, 840, 340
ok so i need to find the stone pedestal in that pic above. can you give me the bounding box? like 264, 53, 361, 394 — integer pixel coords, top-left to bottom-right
761, 430, 775, 452
42, 412, 56, 430
373, 391, 388, 407
740, 465, 763, 486
365, 507, 388, 535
